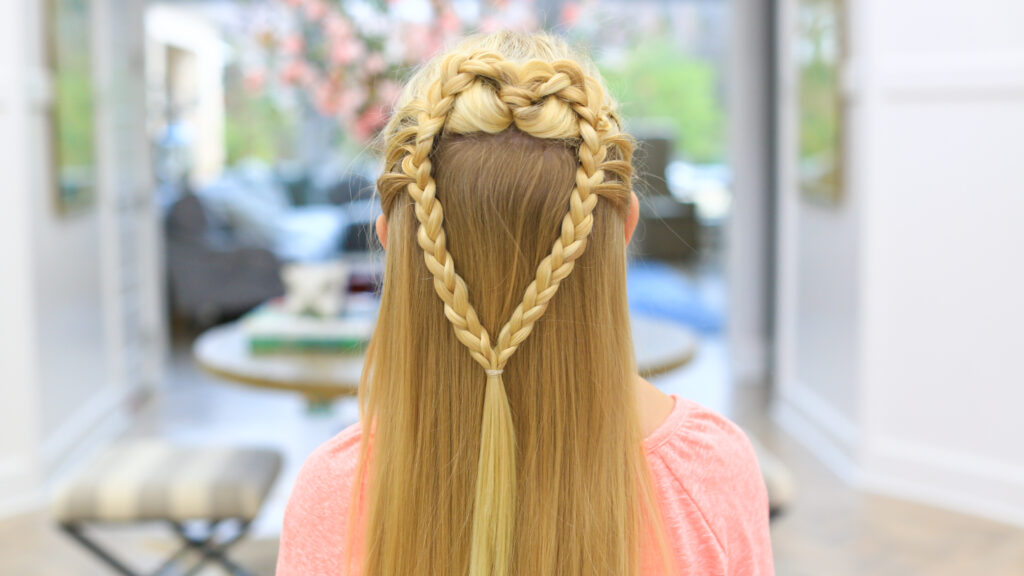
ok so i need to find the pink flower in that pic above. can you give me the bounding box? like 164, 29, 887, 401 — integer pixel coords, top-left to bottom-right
403, 23, 440, 63
480, 16, 502, 34
439, 8, 462, 36
341, 86, 368, 115
280, 60, 313, 85
364, 53, 387, 75
517, 12, 540, 32
560, 2, 582, 27
281, 33, 304, 55
330, 38, 366, 66
305, 67, 324, 89
243, 70, 266, 94
314, 82, 341, 116
324, 12, 351, 39
376, 79, 402, 106
352, 105, 389, 142
304, 0, 328, 22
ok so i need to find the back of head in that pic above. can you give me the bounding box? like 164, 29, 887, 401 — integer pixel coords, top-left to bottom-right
360, 31, 654, 576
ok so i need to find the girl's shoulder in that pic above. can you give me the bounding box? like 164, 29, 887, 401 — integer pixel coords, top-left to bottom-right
643, 395, 756, 461
289, 422, 365, 511
277, 423, 364, 576
302, 422, 365, 478
643, 395, 766, 501
643, 396, 773, 574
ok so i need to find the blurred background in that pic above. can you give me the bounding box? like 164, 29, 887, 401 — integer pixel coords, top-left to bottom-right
1, 0, 1022, 574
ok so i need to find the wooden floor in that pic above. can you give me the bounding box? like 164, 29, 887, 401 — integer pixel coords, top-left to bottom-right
1, 337, 1022, 575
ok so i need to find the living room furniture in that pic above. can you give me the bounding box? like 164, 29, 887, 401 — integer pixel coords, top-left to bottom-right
193, 314, 700, 408
165, 165, 381, 325
52, 441, 281, 576
166, 194, 285, 326
630, 132, 702, 262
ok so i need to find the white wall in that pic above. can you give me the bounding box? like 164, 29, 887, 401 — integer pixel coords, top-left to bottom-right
859, 0, 1024, 527
0, 0, 157, 515
793, 200, 860, 426
0, 0, 44, 516
775, 0, 1024, 526
33, 156, 114, 471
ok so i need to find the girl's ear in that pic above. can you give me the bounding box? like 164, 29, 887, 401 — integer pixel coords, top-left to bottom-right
376, 214, 388, 250
625, 192, 639, 245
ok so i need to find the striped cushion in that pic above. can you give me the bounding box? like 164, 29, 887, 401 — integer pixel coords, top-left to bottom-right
52, 441, 282, 523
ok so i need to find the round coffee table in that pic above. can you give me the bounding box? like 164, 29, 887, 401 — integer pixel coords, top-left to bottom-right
193, 314, 698, 407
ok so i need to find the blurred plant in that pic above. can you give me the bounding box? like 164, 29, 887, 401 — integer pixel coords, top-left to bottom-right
240, 0, 726, 163
797, 1, 842, 201
250, 0, 539, 144
599, 39, 725, 164
225, 87, 299, 165
563, 1, 727, 165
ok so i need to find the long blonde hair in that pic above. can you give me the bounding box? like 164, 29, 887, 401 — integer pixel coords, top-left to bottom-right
355, 31, 665, 576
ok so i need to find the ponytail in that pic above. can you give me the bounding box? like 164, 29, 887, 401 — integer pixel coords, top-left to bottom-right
470, 370, 516, 576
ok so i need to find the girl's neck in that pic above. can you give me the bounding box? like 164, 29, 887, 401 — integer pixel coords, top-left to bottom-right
635, 376, 675, 439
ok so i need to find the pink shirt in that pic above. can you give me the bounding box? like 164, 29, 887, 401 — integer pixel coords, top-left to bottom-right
277, 396, 774, 575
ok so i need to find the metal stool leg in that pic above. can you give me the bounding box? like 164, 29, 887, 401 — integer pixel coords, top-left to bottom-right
173, 520, 255, 576
60, 524, 142, 576
60, 520, 257, 576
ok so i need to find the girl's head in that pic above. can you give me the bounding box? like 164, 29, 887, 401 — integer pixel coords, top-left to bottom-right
359, 31, 659, 576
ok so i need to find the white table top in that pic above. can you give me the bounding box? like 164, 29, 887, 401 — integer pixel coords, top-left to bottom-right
194, 314, 698, 402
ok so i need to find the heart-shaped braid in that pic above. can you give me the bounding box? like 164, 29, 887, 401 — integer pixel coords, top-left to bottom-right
493, 64, 608, 365
378, 49, 632, 576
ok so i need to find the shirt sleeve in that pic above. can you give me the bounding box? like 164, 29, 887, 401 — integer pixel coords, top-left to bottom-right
647, 400, 775, 576
718, 426, 774, 576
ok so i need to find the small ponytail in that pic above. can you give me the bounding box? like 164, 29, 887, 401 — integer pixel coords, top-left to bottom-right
470, 370, 516, 576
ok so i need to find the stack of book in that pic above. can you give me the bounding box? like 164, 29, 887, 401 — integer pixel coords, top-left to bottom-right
241, 296, 377, 354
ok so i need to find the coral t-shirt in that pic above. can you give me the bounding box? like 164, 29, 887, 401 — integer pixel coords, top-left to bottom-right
277, 396, 774, 575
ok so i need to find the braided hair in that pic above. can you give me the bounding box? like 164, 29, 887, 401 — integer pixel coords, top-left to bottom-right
359, 32, 666, 576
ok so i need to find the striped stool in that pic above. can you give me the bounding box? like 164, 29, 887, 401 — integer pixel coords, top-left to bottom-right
52, 441, 281, 576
